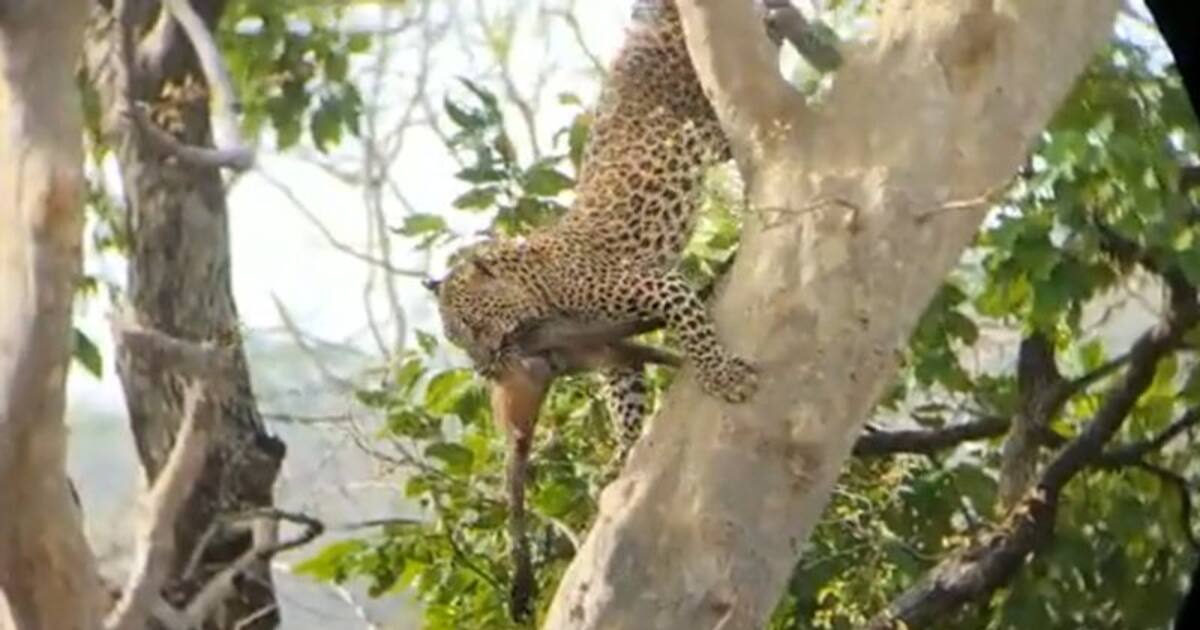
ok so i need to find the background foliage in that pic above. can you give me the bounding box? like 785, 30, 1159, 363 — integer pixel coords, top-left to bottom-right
68, 1, 1199, 628
291, 21, 1200, 630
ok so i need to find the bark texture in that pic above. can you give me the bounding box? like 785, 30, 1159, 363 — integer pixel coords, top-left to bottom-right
544, 1, 1119, 628
0, 1, 107, 627
84, 2, 285, 626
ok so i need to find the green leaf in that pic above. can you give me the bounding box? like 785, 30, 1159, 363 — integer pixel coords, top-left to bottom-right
294, 539, 367, 582
568, 114, 590, 170
347, 33, 372, 53
425, 442, 474, 475
424, 369, 473, 414
1077, 338, 1106, 372
323, 53, 348, 82
1182, 364, 1200, 404
944, 311, 979, 345
457, 77, 500, 121
416, 330, 439, 355
72, 328, 102, 378
443, 97, 484, 131
310, 98, 343, 152
451, 186, 499, 211
523, 165, 573, 197
532, 480, 583, 518
393, 357, 426, 394
1177, 245, 1200, 288
454, 164, 506, 184
397, 214, 447, 237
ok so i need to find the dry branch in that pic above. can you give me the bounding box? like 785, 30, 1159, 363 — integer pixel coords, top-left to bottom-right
853, 416, 1008, 457
110, 316, 236, 389
105, 383, 214, 630
177, 510, 323, 629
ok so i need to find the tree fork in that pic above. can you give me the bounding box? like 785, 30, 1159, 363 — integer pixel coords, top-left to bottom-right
542, 1, 1120, 628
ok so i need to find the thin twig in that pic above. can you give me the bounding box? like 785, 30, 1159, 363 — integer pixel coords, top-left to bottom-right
1099, 407, 1200, 466
1132, 461, 1200, 552
179, 509, 324, 628
255, 169, 425, 277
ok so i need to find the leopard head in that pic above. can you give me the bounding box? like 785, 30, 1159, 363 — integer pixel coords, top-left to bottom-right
427, 245, 536, 376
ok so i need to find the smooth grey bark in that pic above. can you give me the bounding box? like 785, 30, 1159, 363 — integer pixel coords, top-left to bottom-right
0, 0, 108, 627
544, 1, 1120, 628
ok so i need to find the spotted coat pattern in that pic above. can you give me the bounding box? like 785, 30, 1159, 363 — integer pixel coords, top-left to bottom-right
434, 0, 756, 444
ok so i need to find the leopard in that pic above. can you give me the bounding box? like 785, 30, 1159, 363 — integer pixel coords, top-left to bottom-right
429, 0, 757, 450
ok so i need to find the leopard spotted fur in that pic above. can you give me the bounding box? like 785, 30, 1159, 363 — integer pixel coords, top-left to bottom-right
432, 0, 756, 445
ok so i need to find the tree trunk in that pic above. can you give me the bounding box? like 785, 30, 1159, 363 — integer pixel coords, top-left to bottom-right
84, 2, 285, 627
544, 1, 1119, 628
0, 1, 108, 627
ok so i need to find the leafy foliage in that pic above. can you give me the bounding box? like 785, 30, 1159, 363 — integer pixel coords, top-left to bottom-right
221, 1, 367, 151
296, 24, 1198, 630
72, 1, 371, 376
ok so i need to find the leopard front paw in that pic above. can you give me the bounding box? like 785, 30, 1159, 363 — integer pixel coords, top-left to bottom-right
699, 355, 758, 403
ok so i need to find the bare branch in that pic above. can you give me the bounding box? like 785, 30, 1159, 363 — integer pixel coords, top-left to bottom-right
543, 1, 607, 77
105, 383, 214, 630
853, 415, 1008, 457
159, 0, 254, 170
127, 104, 254, 171
255, 169, 426, 277
110, 315, 235, 389
178, 509, 324, 628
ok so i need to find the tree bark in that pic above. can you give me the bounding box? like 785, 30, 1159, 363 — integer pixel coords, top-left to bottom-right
544, 1, 1119, 628
0, 0, 108, 627
83, 2, 285, 627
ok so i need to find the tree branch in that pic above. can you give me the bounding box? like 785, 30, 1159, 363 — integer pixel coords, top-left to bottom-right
544, 1, 1119, 626
102, 0, 252, 171
157, 0, 254, 170
853, 415, 1009, 457
865, 284, 1198, 630
110, 316, 235, 389
128, 104, 254, 170
105, 382, 214, 630
1098, 406, 1200, 466
174, 509, 324, 629
1128, 461, 1200, 552
675, 0, 805, 167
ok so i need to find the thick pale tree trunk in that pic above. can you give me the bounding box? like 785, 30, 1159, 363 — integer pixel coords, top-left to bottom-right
0, 0, 108, 627
84, 2, 284, 627
544, 1, 1119, 628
